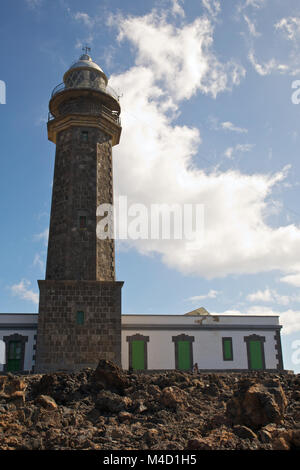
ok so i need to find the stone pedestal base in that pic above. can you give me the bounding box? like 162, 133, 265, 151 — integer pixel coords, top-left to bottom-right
34, 280, 123, 373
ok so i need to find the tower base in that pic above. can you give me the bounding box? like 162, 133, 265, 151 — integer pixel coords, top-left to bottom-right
35, 280, 123, 373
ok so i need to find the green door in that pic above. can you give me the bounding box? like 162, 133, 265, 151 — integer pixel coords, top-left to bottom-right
178, 341, 191, 370
131, 340, 145, 370
249, 340, 264, 370
7, 341, 22, 372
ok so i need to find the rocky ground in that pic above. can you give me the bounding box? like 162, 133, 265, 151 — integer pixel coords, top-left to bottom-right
0, 360, 299, 450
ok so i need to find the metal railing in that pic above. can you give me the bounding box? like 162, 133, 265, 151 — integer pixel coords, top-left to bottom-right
47, 105, 121, 126
50, 82, 120, 102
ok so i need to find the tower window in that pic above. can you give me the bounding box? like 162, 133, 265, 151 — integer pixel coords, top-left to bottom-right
81, 131, 88, 142
76, 311, 84, 325
222, 337, 233, 361
79, 215, 87, 229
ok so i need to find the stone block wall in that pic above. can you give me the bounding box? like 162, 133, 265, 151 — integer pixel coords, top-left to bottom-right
45, 126, 115, 282
35, 280, 123, 372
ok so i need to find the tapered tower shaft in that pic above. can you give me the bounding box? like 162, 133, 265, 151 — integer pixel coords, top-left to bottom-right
35, 52, 123, 372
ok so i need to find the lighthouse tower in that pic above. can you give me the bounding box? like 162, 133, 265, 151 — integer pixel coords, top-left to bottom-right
35, 49, 123, 372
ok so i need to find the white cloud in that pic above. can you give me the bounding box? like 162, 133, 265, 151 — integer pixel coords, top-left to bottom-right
280, 309, 300, 335
202, 0, 221, 18
114, 12, 245, 100
244, 15, 260, 37
108, 9, 300, 281
224, 143, 254, 159
280, 272, 300, 287
34, 228, 49, 247
25, 0, 42, 8
171, 0, 185, 18
246, 0, 265, 7
275, 17, 300, 41
73, 12, 94, 28
221, 121, 248, 133
33, 253, 45, 273
248, 50, 289, 76
246, 288, 296, 306
10, 280, 39, 305
188, 289, 220, 302
238, 0, 266, 10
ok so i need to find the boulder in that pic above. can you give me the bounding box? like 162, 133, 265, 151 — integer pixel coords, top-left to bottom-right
8, 390, 25, 406
187, 438, 213, 450
144, 428, 159, 443
291, 429, 300, 448
0, 376, 26, 399
226, 379, 287, 429
233, 425, 257, 440
92, 360, 129, 393
118, 411, 133, 423
95, 390, 132, 413
272, 437, 290, 450
35, 395, 58, 410
34, 374, 58, 396
160, 386, 188, 409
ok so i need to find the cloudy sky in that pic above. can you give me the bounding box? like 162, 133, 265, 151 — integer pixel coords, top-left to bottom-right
1, 0, 300, 371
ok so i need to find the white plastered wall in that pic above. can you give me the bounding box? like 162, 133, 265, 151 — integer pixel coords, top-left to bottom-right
122, 326, 279, 370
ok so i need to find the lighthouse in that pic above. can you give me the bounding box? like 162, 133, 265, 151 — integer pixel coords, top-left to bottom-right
35, 49, 123, 372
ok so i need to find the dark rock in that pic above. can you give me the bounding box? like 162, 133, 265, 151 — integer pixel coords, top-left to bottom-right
92, 360, 129, 393
160, 386, 188, 409
186, 438, 213, 450
291, 390, 300, 401
95, 390, 132, 413
233, 425, 257, 440
0, 375, 27, 398
0, 367, 298, 450
226, 379, 287, 429
35, 395, 58, 410
118, 411, 133, 422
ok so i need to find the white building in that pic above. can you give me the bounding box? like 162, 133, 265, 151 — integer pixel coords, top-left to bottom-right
0, 308, 284, 373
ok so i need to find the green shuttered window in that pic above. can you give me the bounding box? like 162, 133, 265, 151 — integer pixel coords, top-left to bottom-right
222, 337, 233, 361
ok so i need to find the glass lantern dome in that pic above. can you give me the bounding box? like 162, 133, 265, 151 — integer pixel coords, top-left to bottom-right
63, 53, 108, 91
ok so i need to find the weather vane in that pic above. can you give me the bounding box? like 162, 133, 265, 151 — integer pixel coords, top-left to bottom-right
82, 45, 91, 54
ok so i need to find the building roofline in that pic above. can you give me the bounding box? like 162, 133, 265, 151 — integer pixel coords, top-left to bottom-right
0, 313, 280, 318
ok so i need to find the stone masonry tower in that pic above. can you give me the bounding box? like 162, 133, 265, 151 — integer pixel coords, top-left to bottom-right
35, 50, 123, 372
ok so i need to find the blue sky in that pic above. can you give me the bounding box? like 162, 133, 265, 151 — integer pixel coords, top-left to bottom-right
1, 0, 300, 372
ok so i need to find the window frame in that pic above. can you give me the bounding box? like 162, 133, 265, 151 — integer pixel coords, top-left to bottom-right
81, 130, 89, 142
76, 310, 85, 326
222, 337, 233, 361
79, 215, 87, 229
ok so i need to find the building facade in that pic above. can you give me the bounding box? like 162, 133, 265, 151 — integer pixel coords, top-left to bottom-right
0, 311, 284, 373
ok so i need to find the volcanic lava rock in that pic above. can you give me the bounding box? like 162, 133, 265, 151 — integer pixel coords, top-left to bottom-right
226, 378, 287, 429
160, 386, 188, 409
0, 364, 299, 450
35, 395, 58, 411
95, 390, 132, 413
92, 360, 129, 393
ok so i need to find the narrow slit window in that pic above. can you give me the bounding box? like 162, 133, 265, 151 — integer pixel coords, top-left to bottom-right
81, 131, 88, 142
79, 215, 87, 229
222, 337, 233, 361
76, 311, 84, 325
